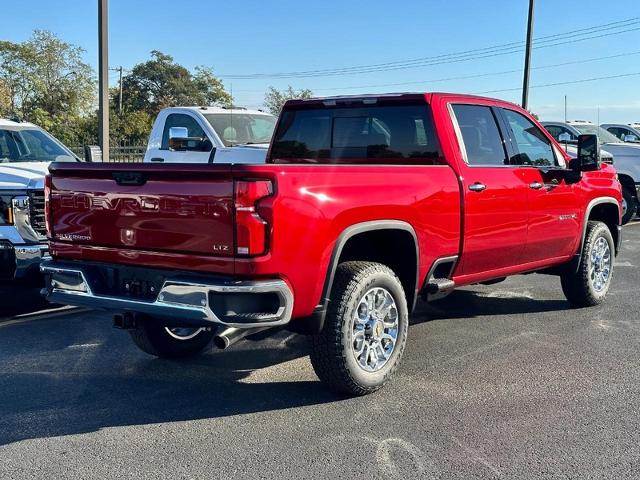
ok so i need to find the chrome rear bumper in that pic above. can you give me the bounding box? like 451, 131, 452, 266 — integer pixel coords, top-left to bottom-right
41, 260, 293, 329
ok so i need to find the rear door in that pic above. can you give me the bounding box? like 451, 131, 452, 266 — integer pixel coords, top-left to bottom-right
499, 108, 581, 262
450, 104, 530, 275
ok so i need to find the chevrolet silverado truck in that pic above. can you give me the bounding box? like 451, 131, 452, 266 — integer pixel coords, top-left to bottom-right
0, 118, 78, 282
41, 93, 622, 395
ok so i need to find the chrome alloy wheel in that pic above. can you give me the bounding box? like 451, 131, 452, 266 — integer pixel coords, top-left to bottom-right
164, 327, 205, 341
622, 197, 628, 216
589, 236, 612, 292
351, 287, 399, 372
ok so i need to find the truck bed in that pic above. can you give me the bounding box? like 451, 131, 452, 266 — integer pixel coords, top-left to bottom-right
47, 161, 461, 318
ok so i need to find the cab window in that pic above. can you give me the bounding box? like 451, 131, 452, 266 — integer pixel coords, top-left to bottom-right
502, 109, 558, 167
451, 104, 507, 166
161, 114, 207, 149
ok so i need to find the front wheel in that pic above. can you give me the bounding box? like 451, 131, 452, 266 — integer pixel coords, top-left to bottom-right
561, 221, 614, 307
129, 318, 214, 359
309, 261, 408, 396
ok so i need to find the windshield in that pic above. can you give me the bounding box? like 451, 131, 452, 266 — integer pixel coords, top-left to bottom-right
571, 124, 621, 144
204, 113, 276, 147
0, 128, 77, 163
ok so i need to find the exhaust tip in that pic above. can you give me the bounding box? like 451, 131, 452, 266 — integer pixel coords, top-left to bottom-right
212, 326, 270, 350
213, 335, 231, 350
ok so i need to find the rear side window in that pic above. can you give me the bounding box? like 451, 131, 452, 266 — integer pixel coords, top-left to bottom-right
607, 127, 624, 140
451, 104, 507, 166
161, 114, 206, 149
270, 104, 442, 164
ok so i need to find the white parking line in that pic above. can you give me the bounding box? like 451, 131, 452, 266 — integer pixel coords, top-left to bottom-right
0, 306, 87, 328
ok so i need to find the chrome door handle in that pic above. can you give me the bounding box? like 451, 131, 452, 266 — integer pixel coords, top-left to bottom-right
468, 182, 486, 192
529, 182, 543, 190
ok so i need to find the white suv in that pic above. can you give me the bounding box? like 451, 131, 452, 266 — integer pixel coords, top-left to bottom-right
143, 106, 277, 164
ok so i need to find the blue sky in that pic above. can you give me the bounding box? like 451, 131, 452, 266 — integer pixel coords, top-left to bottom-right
2, 0, 640, 122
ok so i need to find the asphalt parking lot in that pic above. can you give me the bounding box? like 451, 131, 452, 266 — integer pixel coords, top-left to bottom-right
1, 225, 639, 479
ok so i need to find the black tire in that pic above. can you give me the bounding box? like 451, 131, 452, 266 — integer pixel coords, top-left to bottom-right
309, 261, 409, 396
561, 221, 615, 307
621, 186, 637, 225
129, 318, 213, 359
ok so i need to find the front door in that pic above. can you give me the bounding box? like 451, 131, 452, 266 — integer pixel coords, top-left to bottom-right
158, 113, 212, 163
499, 108, 582, 262
451, 104, 530, 276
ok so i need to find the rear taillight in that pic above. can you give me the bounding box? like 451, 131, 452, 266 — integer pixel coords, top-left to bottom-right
234, 179, 273, 256
44, 174, 52, 238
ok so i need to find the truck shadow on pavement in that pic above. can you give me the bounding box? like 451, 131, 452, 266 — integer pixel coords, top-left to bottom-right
0, 316, 344, 446
0, 286, 571, 446
0, 281, 50, 319
411, 288, 570, 324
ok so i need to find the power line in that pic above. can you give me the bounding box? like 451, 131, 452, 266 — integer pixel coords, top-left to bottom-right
242, 25, 640, 79
220, 17, 640, 79
477, 71, 640, 94
233, 50, 640, 93
228, 18, 636, 77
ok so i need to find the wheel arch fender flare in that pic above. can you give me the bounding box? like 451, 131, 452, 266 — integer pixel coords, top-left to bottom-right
571, 196, 621, 272
290, 220, 420, 335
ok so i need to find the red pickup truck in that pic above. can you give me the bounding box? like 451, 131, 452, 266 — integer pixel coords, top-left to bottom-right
42, 93, 622, 395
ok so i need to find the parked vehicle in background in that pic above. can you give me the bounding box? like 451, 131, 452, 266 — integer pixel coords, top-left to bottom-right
0, 118, 79, 282
43, 93, 622, 395
542, 120, 640, 223
601, 123, 640, 143
143, 106, 277, 164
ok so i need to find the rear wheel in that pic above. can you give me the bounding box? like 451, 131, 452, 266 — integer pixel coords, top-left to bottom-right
129, 318, 214, 358
621, 186, 637, 225
561, 221, 614, 307
309, 261, 408, 396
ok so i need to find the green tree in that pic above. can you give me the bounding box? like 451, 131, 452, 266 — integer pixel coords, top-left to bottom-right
0, 30, 95, 146
110, 109, 154, 146
264, 86, 314, 115
122, 51, 231, 115
0, 79, 10, 116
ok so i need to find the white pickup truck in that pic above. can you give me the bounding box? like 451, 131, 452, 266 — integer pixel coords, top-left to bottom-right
0, 118, 78, 281
143, 106, 277, 164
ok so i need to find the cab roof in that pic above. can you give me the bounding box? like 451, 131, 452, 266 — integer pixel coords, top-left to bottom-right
161, 106, 273, 116
283, 92, 523, 110
0, 118, 38, 128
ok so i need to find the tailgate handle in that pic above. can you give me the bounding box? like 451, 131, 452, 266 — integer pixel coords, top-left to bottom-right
112, 172, 147, 186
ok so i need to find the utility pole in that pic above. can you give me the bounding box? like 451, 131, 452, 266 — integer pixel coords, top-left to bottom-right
521, 0, 535, 110
98, 0, 109, 161
110, 66, 123, 114
117, 66, 123, 114
564, 95, 567, 123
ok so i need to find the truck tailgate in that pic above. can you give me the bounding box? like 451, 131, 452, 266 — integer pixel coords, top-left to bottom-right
48, 163, 235, 257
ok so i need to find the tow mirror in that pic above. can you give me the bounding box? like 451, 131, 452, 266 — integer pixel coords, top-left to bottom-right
624, 134, 639, 143
168, 127, 212, 152
558, 132, 571, 143
573, 134, 601, 172
169, 127, 188, 140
